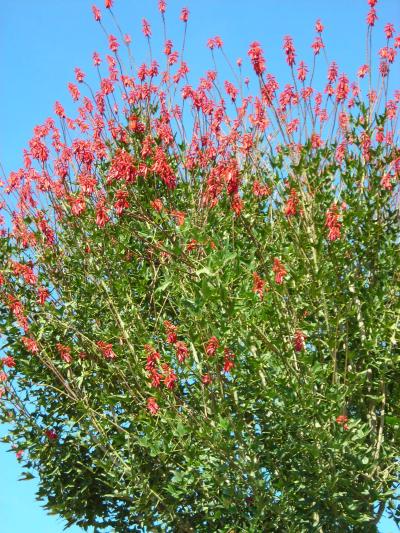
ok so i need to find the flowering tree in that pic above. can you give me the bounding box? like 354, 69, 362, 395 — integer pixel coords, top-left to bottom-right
0, 0, 399, 530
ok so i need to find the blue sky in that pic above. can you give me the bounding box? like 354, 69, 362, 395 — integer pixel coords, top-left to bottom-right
0, 0, 399, 531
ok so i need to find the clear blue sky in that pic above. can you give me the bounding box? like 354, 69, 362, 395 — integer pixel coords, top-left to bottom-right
0, 1, 399, 531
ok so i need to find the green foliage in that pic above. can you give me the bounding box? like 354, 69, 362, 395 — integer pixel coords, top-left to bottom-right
0, 8, 399, 529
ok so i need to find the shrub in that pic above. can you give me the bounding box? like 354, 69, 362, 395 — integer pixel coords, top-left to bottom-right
0, 1, 399, 530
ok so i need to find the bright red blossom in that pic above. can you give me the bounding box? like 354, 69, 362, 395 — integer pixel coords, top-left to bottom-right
205, 336, 219, 357
147, 397, 159, 415
248, 41, 266, 76
293, 330, 306, 352
325, 204, 341, 241
92, 5, 101, 21
142, 19, 151, 37
164, 321, 178, 344
253, 272, 265, 300
180, 7, 189, 22
336, 415, 349, 430
97, 341, 117, 360
223, 348, 235, 373
2, 356, 16, 368
56, 343, 72, 364
272, 258, 287, 284
175, 341, 189, 363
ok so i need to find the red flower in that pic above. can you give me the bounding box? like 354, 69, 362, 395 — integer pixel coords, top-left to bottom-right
2, 356, 16, 368
162, 364, 177, 389
202, 373, 212, 385
37, 287, 49, 305
144, 345, 162, 387
105, 0, 113, 8
336, 415, 349, 430
45, 429, 58, 440
297, 61, 308, 82
180, 7, 189, 22
29, 137, 49, 163
293, 330, 306, 352
283, 35, 296, 67
74, 67, 85, 83
311, 36, 324, 55
152, 147, 177, 189
325, 204, 341, 241
253, 272, 265, 300
315, 19, 324, 33
366, 8, 377, 27
186, 239, 199, 252
108, 35, 119, 53
92, 5, 101, 21
384, 23, 395, 39
147, 397, 159, 415
170, 210, 186, 226
253, 180, 270, 197
54, 101, 66, 118
151, 198, 163, 212
68, 82, 80, 102
95, 196, 110, 227
284, 188, 299, 217
175, 341, 189, 363
56, 343, 72, 364
108, 148, 136, 184
205, 336, 219, 357
272, 258, 287, 284
164, 321, 177, 344
93, 52, 101, 66
142, 19, 151, 38
22, 336, 39, 354
225, 80, 238, 101
114, 190, 130, 216
128, 113, 144, 132
223, 348, 235, 373
97, 341, 117, 359
248, 41, 266, 76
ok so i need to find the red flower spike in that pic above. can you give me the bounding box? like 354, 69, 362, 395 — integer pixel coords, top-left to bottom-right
284, 188, 299, 217
142, 19, 151, 38
293, 330, 306, 352
315, 19, 324, 33
325, 204, 341, 241
202, 373, 212, 385
147, 397, 159, 415
150, 198, 163, 212
205, 336, 219, 357
92, 5, 101, 21
336, 415, 349, 429
97, 341, 117, 360
56, 343, 72, 364
272, 258, 287, 285
253, 272, 265, 300
223, 348, 235, 373
22, 337, 39, 354
162, 364, 177, 389
45, 429, 58, 440
283, 35, 296, 67
164, 321, 178, 344
2, 356, 16, 368
180, 7, 189, 22
175, 341, 189, 363
248, 41, 266, 76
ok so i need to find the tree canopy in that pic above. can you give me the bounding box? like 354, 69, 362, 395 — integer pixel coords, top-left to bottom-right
0, 1, 399, 531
